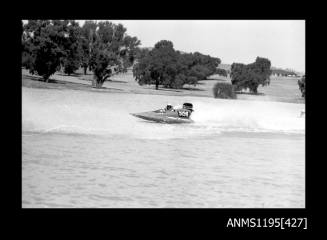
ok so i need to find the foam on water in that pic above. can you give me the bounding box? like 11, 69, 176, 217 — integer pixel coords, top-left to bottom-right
22, 87, 305, 139
190, 99, 305, 134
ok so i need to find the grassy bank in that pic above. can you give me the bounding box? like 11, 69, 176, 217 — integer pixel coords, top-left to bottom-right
22, 68, 304, 104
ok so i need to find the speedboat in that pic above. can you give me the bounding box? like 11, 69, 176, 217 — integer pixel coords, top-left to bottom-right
131, 103, 194, 124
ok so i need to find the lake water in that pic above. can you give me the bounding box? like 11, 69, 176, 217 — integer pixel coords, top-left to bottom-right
22, 87, 305, 208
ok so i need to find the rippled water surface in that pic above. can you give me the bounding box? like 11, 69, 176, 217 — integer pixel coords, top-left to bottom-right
22, 87, 305, 208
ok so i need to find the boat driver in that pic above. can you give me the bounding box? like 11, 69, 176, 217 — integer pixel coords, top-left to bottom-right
165, 104, 173, 111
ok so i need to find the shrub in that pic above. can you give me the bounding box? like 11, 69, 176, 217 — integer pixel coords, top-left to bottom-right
213, 82, 236, 99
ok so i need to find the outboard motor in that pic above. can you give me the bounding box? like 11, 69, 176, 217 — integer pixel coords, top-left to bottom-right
182, 103, 194, 112
178, 103, 194, 118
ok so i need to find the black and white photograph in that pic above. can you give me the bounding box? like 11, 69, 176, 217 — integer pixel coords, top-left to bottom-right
22, 20, 305, 208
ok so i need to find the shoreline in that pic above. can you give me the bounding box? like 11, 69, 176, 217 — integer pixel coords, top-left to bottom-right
22, 69, 305, 104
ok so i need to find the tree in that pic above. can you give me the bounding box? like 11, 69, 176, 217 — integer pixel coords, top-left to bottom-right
22, 22, 35, 70
22, 20, 139, 86
133, 40, 178, 89
80, 20, 98, 74
133, 40, 221, 89
231, 57, 271, 94
88, 21, 140, 88
298, 75, 305, 98
216, 68, 228, 77
89, 44, 119, 88
154, 40, 174, 49
22, 20, 67, 82
115, 35, 141, 74
135, 47, 150, 60
192, 52, 221, 78
61, 20, 83, 75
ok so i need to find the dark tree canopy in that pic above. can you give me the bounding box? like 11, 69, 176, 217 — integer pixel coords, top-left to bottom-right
231, 57, 271, 93
87, 21, 140, 88
120, 35, 141, 71
133, 40, 221, 89
80, 20, 98, 74
22, 20, 68, 81
154, 40, 174, 50
22, 20, 140, 87
135, 47, 150, 60
61, 20, 83, 75
215, 68, 228, 77
133, 40, 178, 89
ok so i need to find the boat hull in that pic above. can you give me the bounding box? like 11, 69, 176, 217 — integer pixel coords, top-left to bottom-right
131, 111, 194, 124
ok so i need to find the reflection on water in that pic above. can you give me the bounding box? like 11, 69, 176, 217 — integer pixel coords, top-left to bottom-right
22, 87, 305, 208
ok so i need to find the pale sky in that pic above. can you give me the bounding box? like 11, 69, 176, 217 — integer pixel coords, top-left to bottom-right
23, 20, 306, 73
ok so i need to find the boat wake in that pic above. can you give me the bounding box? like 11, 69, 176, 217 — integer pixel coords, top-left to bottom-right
23, 88, 305, 139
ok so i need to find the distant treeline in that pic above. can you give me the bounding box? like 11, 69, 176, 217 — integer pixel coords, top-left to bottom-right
271, 68, 298, 77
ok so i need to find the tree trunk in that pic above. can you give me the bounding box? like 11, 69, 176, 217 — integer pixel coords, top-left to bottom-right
92, 77, 104, 88
84, 66, 87, 75
43, 75, 50, 83
97, 81, 104, 88
155, 79, 159, 90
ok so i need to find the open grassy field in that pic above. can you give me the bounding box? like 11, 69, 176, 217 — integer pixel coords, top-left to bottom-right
22, 68, 304, 104
257, 76, 304, 103
235, 76, 304, 103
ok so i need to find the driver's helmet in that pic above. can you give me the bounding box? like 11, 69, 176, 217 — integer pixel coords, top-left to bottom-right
166, 104, 173, 111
